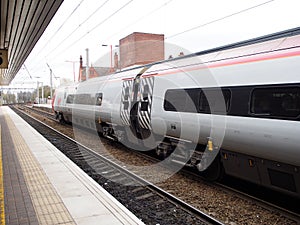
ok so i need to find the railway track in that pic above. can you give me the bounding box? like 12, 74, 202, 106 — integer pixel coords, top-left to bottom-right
16, 105, 300, 224
12, 106, 223, 225
22, 105, 57, 121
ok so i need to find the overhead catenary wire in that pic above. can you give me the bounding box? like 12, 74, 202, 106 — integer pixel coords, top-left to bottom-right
23, 64, 32, 79
103, 0, 174, 43
45, 0, 111, 58
23, 0, 169, 83
40, 0, 272, 69
166, 0, 275, 39
26, 0, 115, 79
27, 0, 86, 73
46, 0, 134, 60
36, 0, 86, 56
14, 0, 279, 87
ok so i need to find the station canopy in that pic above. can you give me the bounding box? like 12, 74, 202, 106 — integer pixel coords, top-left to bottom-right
0, 0, 63, 85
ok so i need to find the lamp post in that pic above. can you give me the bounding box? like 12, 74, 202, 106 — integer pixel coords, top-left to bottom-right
54, 76, 60, 88
102, 44, 119, 72
65, 60, 78, 82
46, 63, 55, 99
34, 76, 43, 104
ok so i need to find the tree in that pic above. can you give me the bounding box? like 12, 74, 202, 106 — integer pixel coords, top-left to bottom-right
3, 92, 16, 104
34, 85, 54, 103
17, 91, 33, 103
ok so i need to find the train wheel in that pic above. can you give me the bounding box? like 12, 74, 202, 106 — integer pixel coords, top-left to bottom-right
156, 147, 168, 159
58, 113, 65, 124
201, 158, 224, 181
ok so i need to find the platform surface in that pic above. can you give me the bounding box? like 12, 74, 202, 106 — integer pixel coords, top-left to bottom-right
0, 106, 143, 225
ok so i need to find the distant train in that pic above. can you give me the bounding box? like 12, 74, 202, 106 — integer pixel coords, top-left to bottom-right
53, 27, 300, 197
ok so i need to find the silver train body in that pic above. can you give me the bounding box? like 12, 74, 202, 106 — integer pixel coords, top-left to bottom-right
53, 27, 300, 197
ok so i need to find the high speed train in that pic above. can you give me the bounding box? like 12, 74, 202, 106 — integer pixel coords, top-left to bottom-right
53, 27, 300, 197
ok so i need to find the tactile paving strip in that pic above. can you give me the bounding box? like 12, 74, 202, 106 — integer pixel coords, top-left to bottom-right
3, 109, 75, 225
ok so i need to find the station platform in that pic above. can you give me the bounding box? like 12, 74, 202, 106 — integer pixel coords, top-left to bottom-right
0, 106, 143, 225
32, 103, 52, 109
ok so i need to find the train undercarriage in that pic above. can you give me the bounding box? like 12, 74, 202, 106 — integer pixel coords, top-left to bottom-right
54, 112, 300, 198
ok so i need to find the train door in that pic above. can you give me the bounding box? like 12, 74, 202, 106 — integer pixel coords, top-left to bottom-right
120, 67, 154, 139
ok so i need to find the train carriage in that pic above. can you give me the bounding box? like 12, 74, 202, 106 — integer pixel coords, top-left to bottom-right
53, 27, 300, 197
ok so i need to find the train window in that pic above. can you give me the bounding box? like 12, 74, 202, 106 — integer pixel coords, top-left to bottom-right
164, 89, 199, 113
164, 89, 187, 112
199, 91, 209, 113
143, 84, 149, 101
199, 89, 231, 114
74, 94, 93, 105
66, 94, 74, 104
123, 101, 129, 110
251, 87, 300, 118
185, 89, 199, 113
223, 89, 232, 112
164, 88, 231, 114
123, 87, 130, 110
141, 101, 148, 111
140, 84, 150, 111
95, 93, 103, 106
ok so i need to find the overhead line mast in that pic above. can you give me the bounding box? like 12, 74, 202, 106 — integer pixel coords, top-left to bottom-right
46, 63, 53, 99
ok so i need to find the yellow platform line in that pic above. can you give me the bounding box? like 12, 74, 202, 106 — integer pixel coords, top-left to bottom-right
0, 125, 5, 225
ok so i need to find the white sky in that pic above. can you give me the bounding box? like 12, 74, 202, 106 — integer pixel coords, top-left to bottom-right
9, 0, 300, 89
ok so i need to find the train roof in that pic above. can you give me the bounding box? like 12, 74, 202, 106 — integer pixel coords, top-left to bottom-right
69, 26, 300, 87
193, 26, 300, 56
116, 26, 300, 74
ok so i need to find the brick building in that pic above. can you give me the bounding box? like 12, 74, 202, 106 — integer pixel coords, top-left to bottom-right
78, 32, 165, 81
78, 55, 110, 81
119, 32, 164, 69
